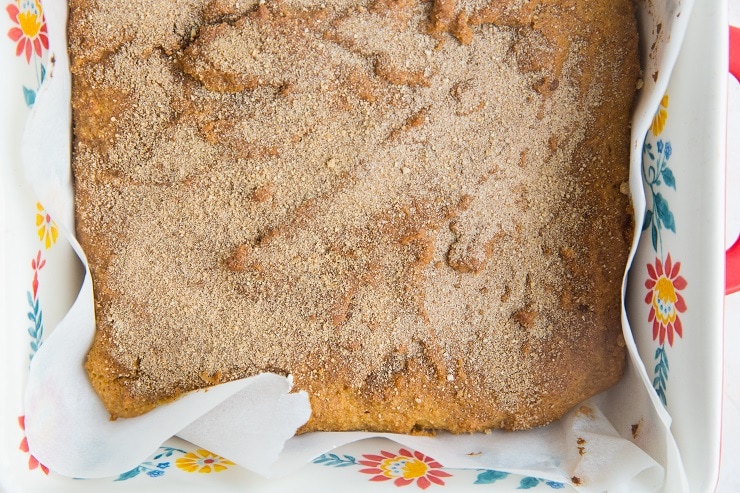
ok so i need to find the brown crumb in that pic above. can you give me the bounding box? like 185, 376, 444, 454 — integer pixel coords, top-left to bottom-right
374, 56, 430, 87
577, 437, 586, 456
513, 309, 537, 329
576, 405, 595, 419
389, 108, 429, 140
252, 182, 276, 203
428, 0, 455, 34
200, 370, 223, 385
224, 244, 251, 272
451, 12, 473, 44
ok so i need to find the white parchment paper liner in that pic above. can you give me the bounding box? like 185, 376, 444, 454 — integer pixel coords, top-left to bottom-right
23, 1, 694, 491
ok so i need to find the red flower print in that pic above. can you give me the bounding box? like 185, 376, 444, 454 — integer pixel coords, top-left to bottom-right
645, 253, 687, 346
6, 0, 48, 63
359, 448, 452, 489
31, 249, 45, 299
18, 416, 49, 475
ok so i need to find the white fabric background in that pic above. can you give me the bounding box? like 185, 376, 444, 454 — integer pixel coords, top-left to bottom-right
720, 2, 740, 492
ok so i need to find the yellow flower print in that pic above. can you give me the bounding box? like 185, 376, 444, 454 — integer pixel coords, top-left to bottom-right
650, 94, 669, 136
35, 202, 58, 249
175, 449, 235, 474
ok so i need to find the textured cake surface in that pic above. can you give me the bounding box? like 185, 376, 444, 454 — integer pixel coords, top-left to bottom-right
71, 0, 639, 432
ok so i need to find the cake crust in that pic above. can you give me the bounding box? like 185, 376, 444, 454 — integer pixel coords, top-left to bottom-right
71, 0, 639, 432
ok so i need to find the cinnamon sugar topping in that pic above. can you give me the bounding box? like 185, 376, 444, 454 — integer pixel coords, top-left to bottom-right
71, 0, 639, 431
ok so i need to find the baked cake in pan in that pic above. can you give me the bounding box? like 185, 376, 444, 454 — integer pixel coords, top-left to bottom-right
70, 0, 639, 432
